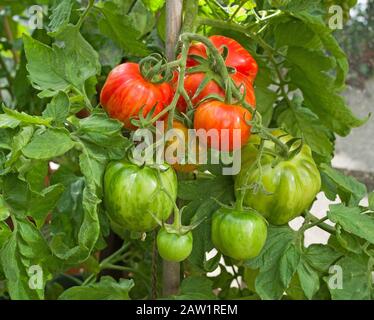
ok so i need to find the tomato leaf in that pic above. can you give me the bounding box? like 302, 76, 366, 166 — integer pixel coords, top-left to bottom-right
22, 128, 76, 160
42, 91, 70, 125
320, 164, 367, 206
0, 217, 61, 300
98, 2, 150, 57
328, 204, 374, 244
23, 25, 100, 96
169, 276, 216, 300
296, 258, 320, 300
58, 276, 134, 300
286, 46, 365, 136
2, 174, 64, 228
49, 0, 73, 32
326, 255, 373, 300
1, 105, 52, 128
303, 244, 343, 272
246, 226, 298, 300
276, 99, 334, 163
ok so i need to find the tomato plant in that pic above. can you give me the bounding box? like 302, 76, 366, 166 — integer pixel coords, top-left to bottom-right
0, 0, 372, 302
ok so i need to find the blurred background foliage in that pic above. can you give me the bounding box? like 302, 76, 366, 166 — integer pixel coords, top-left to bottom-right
335, 0, 374, 88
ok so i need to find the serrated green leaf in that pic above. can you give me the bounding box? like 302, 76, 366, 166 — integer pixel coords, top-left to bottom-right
28, 184, 65, 228
42, 91, 70, 125
327, 255, 372, 300
17, 159, 48, 193
296, 258, 320, 300
304, 244, 342, 272
293, 12, 349, 89
2, 173, 64, 227
23, 25, 100, 94
333, 227, 364, 254
170, 276, 216, 300
286, 46, 365, 136
130, 0, 156, 37
276, 101, 334, 162
98, 2, 149, 57
246, 226, 297, 300
328, 204, 374, 244
268, 0, 320, 11
49, 0, 73, 32
1, 105, 52, 128
5, 126, 34, 168
22, 128, 75, 160
0, 114, 21, 129
0, 217, 61, 300
0, 128, 14, 150
77, 112, 124, 146
274, 19, 321, 49
320, 164, 367, 206
59, 276, 134, 300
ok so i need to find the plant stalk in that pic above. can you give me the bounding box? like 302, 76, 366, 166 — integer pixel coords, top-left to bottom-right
162, 0, 183, 297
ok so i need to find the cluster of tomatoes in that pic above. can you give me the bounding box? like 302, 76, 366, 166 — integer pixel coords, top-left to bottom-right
100, 36, 321, 263
100, 36, 258, 154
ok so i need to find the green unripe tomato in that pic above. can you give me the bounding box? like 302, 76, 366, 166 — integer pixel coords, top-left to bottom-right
104, 160, 177, 232
235, 131, 321, 225
157, 228, 193, 262
211, 207, 267, 260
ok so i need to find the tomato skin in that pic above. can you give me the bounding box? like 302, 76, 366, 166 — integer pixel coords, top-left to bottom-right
187, 35, 258, 82
211, 207, 267, 260
103, 161, 177, 232
157, 228, 193, 262
235, 132, 321, 225
193, 100, 252, 152
100, 63, 173, 129
177, 71, 256, 113
164, 121, 200, 173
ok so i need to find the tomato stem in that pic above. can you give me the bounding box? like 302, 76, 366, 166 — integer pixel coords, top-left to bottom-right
304, 211, 336, 234
300, 216, 329, 232
76, 0, 94, 29
257, 127, 290, 159
180, 33, 254, 110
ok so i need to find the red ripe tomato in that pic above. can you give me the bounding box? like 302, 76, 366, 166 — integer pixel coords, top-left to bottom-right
177, 71, 256, 113
100, 63, 174, 129
187, 35, 258, 82
194, 100, 252, 152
